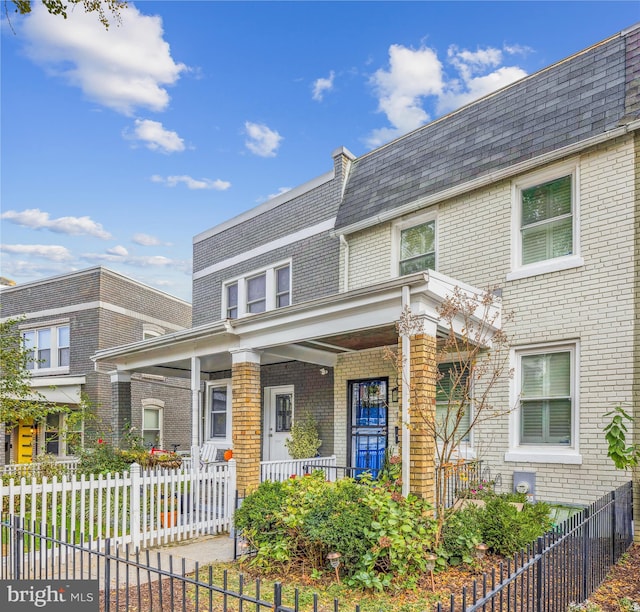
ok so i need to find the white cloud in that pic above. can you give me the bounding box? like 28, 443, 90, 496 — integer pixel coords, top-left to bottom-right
244, 122, 283, 157
0, 244, 73, 261
437, 65, 527, 115
1, 208, 112, 239
125, 119, 185, 153
133, 233, 161, 246
107, 245, 129, 256
267, 187, 292, 200
82, 250, 190, 273
312, 71, 335, 101
366, 42, 529, 147
20, 3, 187, 115
151, 174, 231, 190
366, 44, 444, 147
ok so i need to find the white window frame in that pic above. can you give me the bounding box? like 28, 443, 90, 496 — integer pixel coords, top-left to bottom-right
507, 160, 583, 281
21, 321, 70, 375
505, 341, 581, 465
221, 259, 292, 319
142, 324, 164, 340
205, 380, 232, 445
391, 211, 437, 278
142, 398, 164, 449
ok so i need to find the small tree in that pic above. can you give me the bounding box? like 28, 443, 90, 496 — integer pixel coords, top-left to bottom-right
396, 287, 513, 533
285, 415, 322, 459
0, 316, 67, 431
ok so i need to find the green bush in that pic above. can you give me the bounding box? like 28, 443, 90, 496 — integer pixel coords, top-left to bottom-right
440, 506, 483, 565
77, 442, 131, 475
475, 496, 552, 556
234, 472, 438, 590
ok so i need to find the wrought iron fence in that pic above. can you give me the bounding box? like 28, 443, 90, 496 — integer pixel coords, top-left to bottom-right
1, 480, 633, 612
437, 480, 634, 612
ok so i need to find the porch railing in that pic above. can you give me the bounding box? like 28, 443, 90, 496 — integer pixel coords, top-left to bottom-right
260, 455, 337, 482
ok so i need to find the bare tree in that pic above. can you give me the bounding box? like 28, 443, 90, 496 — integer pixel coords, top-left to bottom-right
396, 287, 513, 535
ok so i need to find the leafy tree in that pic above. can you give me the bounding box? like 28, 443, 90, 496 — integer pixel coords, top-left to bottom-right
0, 315, 66, 429
6, 0, 126, 28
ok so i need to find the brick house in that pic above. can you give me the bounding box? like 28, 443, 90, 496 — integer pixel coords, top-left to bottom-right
94, 24, 639, 507
0, 267, 192, 464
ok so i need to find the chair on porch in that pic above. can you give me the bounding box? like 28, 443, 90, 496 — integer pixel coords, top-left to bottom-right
199, 442, 226, 468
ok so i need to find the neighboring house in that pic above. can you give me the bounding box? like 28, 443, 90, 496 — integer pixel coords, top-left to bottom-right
94, 24, 639, 507
0, 267, 192, 465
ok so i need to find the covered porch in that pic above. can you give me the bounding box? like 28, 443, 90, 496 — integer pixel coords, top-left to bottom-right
92, 271, 501, 501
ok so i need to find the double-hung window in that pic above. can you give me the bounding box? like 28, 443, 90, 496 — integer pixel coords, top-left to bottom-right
399, 220, 436, 275
223, 261, 291, 319
436, 363, 471, 443
519, 350, 572, 445
506, 343, 580, 464
206, 382, 231, 442
22, 323, 70, 372
142, 403, 163, 447
508, 162, 583, 280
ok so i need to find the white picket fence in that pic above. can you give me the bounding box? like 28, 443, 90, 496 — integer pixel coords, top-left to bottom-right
1, 460, 235, 549
1, 458, 80, 476
260, 455, 337, 482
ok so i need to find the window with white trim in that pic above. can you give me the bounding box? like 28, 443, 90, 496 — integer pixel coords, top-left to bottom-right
142, 400, 163, 448
436, 363, 471, 442
142, 324, 165, 340
508, 162, 582, 280
222, 262, 291, 319
400, 221, 436, 275
205, 382, 232, 442
517, 345, 575, 446
22, 324, 70, 372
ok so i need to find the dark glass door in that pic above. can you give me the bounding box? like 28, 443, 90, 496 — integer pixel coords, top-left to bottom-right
349, 379, 387, 478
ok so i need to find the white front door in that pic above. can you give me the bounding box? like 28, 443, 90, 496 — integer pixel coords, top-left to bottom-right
263, 385, 294, 461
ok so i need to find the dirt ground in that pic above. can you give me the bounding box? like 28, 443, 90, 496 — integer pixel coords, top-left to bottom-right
589, 544, 640, 610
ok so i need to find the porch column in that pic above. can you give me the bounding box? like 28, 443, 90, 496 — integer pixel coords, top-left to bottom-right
190, 356, 201, 455
231, 349, 262, 494
110, 370, 131, 447
406, 316, 438, 502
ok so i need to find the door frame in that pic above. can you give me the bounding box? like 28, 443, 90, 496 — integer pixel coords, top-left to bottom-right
262, 385, 294, 461
347, 377, 389, 475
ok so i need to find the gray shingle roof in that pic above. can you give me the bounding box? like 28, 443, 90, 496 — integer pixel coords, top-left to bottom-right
335, 27, 638, 232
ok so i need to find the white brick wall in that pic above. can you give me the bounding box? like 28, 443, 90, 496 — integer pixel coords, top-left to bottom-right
341, 134, 637, 504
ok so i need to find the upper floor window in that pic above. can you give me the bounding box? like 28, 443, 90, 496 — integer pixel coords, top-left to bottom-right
222, 261, 291, 319
22, 324, 70, 372
393, 213, 436, 277
142, 324, 165, 340
521, 175, 572, 265
507, 162, 583, 281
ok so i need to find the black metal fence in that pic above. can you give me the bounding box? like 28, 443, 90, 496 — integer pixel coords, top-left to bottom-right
437, 480, 634, 612
1, 480, 634, 612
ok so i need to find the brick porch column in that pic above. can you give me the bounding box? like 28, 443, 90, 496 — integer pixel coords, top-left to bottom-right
231, 349, 262, 494
110, 371, 131, 447
408, 330, 438, 501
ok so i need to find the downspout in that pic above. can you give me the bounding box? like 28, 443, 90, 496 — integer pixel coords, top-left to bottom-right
339, 234, 349, 292
401, 285, 411, 497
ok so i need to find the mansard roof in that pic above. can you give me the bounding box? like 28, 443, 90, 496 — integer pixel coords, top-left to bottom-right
335, 24, 640, 232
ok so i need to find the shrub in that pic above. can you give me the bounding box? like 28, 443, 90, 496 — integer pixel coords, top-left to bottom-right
77, 441, 131, 475
284, 416, 322, 459
476, 496, 552, 556
440, 506, 483, 565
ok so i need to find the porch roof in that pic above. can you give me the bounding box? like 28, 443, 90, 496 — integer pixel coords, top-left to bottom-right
91, 270, 501, 378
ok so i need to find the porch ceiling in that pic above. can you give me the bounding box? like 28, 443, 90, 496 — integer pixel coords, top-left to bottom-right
92, 270, 501, 377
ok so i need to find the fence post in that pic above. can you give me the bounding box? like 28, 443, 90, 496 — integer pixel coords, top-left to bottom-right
535, 536, 544, 612
104, 539, 111, 610
273, 582, 282, 611
582, 507, 590, 601
610, 489, 616, 562
227, 459, 237, 533
129, 463, 142, 550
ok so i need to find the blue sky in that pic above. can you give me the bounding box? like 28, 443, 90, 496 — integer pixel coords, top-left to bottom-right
2, 1, 638, 302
